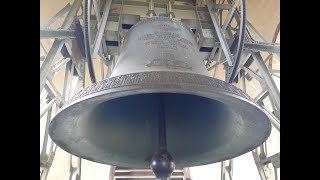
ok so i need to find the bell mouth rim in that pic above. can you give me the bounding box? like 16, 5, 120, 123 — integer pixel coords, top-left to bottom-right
50, 71, 271, 167
63, 71, 258, 111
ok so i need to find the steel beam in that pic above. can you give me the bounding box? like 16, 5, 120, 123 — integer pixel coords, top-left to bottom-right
234, 50, 251, 75
111, 0, 196, 10
40, 167, 50, 180
66, 64, 75, 100
253, 149, 280, 180
270, 69, 280, 73
242, 66, 264, 83
260, 153, 280, 168
100, 58, 105, 80
221, 161, 226, 180
252, 150, 268, 180
46, 79, 66, 106
244, 42, 280, 54
241, 70, 246, 93
40, 39, 65, 93
222, 0, 239, 31
252, 52, 280, 110
40, 98, 56, 119
212, 4, 232, 10
51, 57, 72, 72
272, 73, 280, 78
61, 0, 82, 28
109, 166, 116, 180
92, 0, 112, 58
41, 106, 52, 160
40, 29, 76, 39
207, 0, 233, 66
221, 160, 233, 180
40, 41, 47, 55
62, 61, 71, 99
247, 21, 280, 61
40, 0, 82, 93
43, 3, 71, 28
253, 89, 268, 101
256, 90, 269, 105
246, 21, 267, 42
262, 108, 280, 131
93, 0, 102, 22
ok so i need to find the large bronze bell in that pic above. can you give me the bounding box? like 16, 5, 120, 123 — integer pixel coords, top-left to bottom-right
49, 17, 271, 172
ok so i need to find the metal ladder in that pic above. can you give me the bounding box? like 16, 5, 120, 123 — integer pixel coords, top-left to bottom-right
109, 166, 192, 180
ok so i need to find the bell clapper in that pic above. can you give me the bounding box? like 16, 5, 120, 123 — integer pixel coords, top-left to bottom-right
150, 95, 175, 180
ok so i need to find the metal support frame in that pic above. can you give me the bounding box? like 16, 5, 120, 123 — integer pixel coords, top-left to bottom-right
40, 106, 52, 160
45, 80, 66, 107
41, 60, 84, 180
147, 0, 156, 17
207, 0, 233, 66
237, 51, 279, 180
40, 39, 65, 93
253, 89, 269, 105
253, 148, 280, 180
212, 3, 232, 10
252, 52, 280, 111
40, 1, 279, 180
51, 57, 72, 73
221, 159, 233, 180
43, 3, 71, 28
40, 3, 84, 179
247, 21, 280, 61
40, 29, 76, 39
40, 102, 57, 180
244, 42, 280, 54
92, 0, 112, 58
40, 0, 82, 93
40, 41, 48, 55
242, 66, 264, 83
209, 0, 239, 61
40, 98, 56, 119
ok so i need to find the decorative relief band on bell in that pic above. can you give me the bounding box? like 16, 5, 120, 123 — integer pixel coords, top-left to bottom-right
66, 72, 253, 106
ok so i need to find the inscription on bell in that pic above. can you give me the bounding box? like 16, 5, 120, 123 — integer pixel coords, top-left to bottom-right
138, 32, 194, 50
146, 59, 192, 70
146, 53, 192, 70
156, 24, 180, 31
